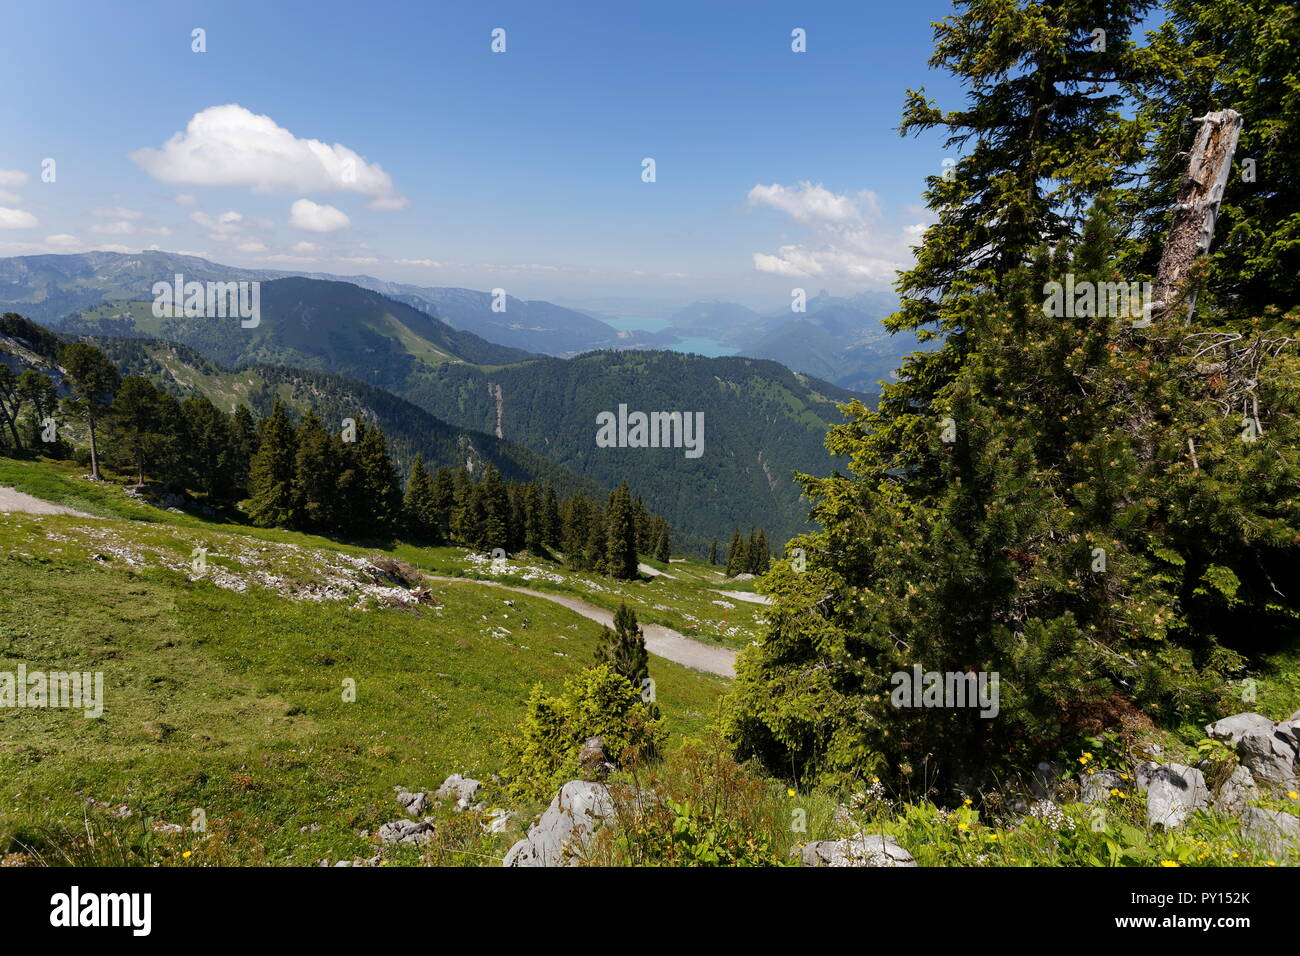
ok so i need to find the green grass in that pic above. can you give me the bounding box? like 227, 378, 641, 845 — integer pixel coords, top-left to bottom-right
0, 459, 728, 866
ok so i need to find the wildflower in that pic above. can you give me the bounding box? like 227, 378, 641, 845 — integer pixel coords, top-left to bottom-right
1160, 860, 1179, 867
787, 788, 796, 798
958, 822, 969, 832
1288, 791, 1298, 800
182, 850, 192, 859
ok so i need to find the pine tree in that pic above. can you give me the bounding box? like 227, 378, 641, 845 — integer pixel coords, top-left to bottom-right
403, 454, 439, 541
594, 602, 650, 689
108, 376, 175, 487
58, 343, 119, 480
708, 537, 718, 565
247, 401, 298, 527
431, 466, 456, 541
229, 405, 257, 495
725, 529, 743, 577
293, 412, 341, 531
654, 520, 670, 562
604, 482, 638, 580
478, 465, 510, 552
356, 422, 402, 536
541, 481, 561, 550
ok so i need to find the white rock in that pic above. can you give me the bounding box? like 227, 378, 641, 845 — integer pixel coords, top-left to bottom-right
796, 834, 916, 867
1145, 763, 1210, 828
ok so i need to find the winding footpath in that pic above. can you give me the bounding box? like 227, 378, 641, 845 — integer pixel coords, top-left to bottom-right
0, 485, 739, 678
424, 575, 739, 678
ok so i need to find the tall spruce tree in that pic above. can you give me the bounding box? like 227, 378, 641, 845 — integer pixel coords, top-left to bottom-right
404, 455, 439, 541
605, 482, 639, 580
247, 401, 298, 527
58, 343, 119, 480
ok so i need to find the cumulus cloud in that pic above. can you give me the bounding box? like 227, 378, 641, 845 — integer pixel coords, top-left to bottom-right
288, 198, 350, 233
45, 234, 81, 248
748, 181, 926, 281
235, 239, 268, 252
131, 104, 405, 208
393, 257, 440, 267
0, 169, 28, 188
747, 181, 864, 223
0, 207, 39, 229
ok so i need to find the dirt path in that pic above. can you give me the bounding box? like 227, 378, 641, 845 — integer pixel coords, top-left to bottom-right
0, 486, 97, 518
425, 575, 738, 678
713, 589, 771, 606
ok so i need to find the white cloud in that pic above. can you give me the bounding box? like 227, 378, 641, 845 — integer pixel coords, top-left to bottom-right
0, 169, 29, 188
261, 253, 320, 263
338, 256, 378, 264
90, 220, 136, 235
291, 241, 321, 254
190, 210, 245, 236
92, 243, 135, 253
131, 104, 405, 207
747, 182, 863, 224
0, 190, 21, 205
45, 234, 81, 248
288, 198, 350, 233
748, 182, 926, 281
394, 257, 440, 267
174, 193, 198, 207
236, 239, 267, 252
0, 207, 39, 229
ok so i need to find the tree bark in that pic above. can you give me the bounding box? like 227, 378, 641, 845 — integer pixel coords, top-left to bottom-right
1150, 109, 1242, 324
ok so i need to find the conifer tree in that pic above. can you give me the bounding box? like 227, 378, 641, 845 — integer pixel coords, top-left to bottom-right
356, 422, 402, 536
403, 454, 439, 541
431, 466, 456, 541
654, 520, 670, 562
541, 481, 561, 550
593, 603, 650, 689
58, 343, 119, 480
708, 537, 718, 565
293, 412, 340, 532
604, 482, 638, 579
247, 401, 298, 527
725, 529, 743, 577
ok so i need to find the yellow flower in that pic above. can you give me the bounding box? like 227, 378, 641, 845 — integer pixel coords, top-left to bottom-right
1266, 861, 1277, 867
1288, 791, 1299, 800
787, 788, 796, 797
963, 798, 972, 806
958, 822, 969, 832
1109, 788, 1120, 796
988, 833, 999, 841
182, 850, 192, 859
1160, 860, 1179, 867
870, 776, 879, 784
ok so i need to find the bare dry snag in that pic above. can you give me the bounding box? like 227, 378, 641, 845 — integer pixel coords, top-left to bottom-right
1150, 109, 1243, 324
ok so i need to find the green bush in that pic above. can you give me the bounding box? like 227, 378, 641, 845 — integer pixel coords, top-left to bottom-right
501, 664, 665, 800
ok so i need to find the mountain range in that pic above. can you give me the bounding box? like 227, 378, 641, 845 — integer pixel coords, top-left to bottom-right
0, 251, 859, 547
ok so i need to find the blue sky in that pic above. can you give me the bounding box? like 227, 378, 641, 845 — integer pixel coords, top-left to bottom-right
0, 0, 972, 308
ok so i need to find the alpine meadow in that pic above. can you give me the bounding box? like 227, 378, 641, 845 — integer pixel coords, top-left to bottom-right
0, 0, 1297, 930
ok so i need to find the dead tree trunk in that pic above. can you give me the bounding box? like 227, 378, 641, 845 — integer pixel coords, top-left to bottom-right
1150, 109, 1242, 324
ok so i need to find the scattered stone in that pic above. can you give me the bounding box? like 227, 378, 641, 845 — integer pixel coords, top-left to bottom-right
1212, 765, 1258, 817
150, 822, 183, 836
299, 823, 322, 833
435, 773, 482, 810
1206, 713, 1275, 748
794, 834, 916, 867
1243, 806, 1300, 856
1079, 769, 1126, 804
503, 781, 617, 867
578, 736, 611, 779
378, 819, 433, 845
1145, 763, 1211, 828
483, 808, 513, 834
396, 790, 430, 816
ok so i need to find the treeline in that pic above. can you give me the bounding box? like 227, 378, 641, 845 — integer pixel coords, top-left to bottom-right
722, 527, 770, 576
0, 333, 677, 576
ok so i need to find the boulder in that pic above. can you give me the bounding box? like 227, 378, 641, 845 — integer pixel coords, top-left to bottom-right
395, 790, 429, 816
1205, 713, 1275, 748
435, 773, 483, 810
1212, 765, 1258, 817
1079, 769, 1127, 804
1135, 761, 1160, 792
1235, 727, 1298, 790
1242, 806, 1300, 856
483, 808, 514, 834
503, 781, 617, 867
1275, 719, 1300, 749
378, 819, 433, 845
578, 736, 611, 779
795, 834, 916, 867
1145, 763, 1211, 828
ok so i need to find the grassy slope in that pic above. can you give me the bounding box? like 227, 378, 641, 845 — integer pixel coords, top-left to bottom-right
0, 459, 726, 865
